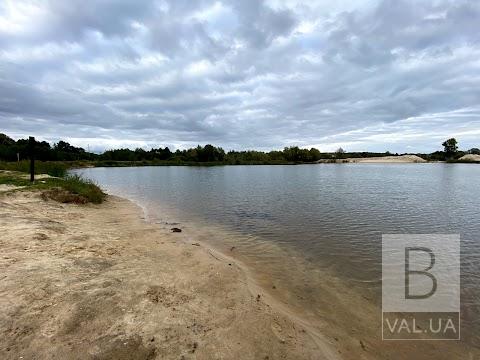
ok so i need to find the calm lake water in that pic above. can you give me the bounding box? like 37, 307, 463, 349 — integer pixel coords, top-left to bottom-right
74, 164, 480, 347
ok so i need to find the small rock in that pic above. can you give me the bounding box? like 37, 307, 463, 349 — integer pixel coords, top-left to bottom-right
150, 337, 155, 342
171, 227, 182, 233
191, 243, 200, 246
256, 294, 261, 301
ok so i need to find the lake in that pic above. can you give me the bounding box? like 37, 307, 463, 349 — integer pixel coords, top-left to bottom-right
74, 164, 480, 350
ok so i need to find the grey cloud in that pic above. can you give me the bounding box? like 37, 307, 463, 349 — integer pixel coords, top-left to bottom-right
0, 0, 479, 152
229, 0, 297, 48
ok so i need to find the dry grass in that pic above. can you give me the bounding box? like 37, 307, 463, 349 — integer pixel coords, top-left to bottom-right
41, 187, 90, 204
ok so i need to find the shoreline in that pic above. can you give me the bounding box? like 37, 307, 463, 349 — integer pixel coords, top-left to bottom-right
0, 190, 335, 359
0, 189, 476, 359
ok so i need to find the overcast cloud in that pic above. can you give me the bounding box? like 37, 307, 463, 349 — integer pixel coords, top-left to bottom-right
0, 0, 479, 152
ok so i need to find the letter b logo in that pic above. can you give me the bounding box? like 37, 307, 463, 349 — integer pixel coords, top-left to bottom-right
404, 247, 437, 300
382, 235, 460, 340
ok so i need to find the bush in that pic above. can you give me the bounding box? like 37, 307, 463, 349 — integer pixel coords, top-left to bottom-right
60, 175, 105, 204
43, 163, 67, 177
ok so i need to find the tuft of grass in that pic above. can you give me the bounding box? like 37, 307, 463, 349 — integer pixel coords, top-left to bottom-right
47, 175, 106, 204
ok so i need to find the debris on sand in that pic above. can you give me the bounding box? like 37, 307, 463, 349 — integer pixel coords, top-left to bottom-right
171, 227, 182, 233
360, 340, 366, 351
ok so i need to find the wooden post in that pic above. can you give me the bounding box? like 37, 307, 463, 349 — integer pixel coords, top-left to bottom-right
29, 136, 35, 182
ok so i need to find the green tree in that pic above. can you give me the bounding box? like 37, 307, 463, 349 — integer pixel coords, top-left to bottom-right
308, 148, 321, 161
0, 133, 15, 146
335, 147, 346, 159
442, 138, 458, 158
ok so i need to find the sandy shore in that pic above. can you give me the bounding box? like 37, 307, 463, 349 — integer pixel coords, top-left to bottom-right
0, 190, 477, 359
317, 155, 426, 164
0, 190, 336, 359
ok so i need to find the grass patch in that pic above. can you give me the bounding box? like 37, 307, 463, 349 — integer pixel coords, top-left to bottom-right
0, 161, 67, 177
0, 172, 33, 187
50, 175, 105, 204
0, 171, 105, 204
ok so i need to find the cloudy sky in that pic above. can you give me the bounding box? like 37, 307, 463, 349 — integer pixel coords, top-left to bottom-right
1, 0, 479, 153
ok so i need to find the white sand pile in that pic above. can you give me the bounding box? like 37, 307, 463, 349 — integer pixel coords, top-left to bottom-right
346, 155, 426, 163
459, 154, 480, 162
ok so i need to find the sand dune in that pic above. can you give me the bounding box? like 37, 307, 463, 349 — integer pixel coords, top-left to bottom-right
317, 155, 427, 163
459, 154, 480, 162
345, 155, 426, 163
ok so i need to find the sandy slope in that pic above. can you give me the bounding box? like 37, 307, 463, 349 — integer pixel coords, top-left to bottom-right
338, 155, 426, 163
459, 154, 480, 162
0, 191, 334, 360
317, 155, 427, 163
346, 155, 426, 163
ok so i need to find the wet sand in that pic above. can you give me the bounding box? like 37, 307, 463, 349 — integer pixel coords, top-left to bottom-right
0, 190, 476, 359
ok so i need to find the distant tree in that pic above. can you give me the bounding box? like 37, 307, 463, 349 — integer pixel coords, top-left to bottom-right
195, 144, 225, 162
0, 133, 15, 146
283, 146, 300, 162
335, 147, 346, 159
309, 148, 321, 161
442, 138, 458, 158
267, 150, 285, 162
0, 133, 17, 161
469, 148, 480, 155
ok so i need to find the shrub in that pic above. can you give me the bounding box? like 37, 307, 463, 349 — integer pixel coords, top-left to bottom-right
44, 175, 106, 204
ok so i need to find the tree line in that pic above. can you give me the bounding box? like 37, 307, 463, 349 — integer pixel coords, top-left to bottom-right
0, 133, 478, 164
